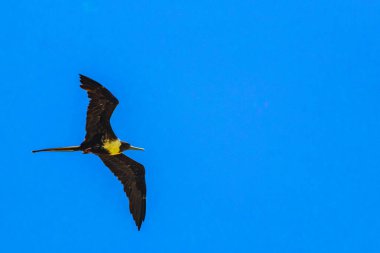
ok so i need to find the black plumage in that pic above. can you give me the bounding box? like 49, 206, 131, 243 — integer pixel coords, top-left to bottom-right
80, 74, 119, 142
33, 74, 146, 230
98, 154, 146, 229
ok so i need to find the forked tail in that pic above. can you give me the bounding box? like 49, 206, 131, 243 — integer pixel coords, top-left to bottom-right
32, 146, 81, 153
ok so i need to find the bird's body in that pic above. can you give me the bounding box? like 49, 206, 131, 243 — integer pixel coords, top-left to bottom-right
33, 75, 146, 230
102, 139, 122, 155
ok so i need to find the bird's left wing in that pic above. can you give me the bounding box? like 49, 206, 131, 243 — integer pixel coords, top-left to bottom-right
97, 154, 146, 230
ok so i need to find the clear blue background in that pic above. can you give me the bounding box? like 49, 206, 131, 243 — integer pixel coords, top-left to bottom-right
0, 1, 379, 252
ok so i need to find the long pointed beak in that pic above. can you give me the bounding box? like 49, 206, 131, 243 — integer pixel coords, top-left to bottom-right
128, 145, 145, 151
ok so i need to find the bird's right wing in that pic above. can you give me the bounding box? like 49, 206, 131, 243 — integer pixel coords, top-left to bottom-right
79, 74, 119, 142
98, 154, 146, 230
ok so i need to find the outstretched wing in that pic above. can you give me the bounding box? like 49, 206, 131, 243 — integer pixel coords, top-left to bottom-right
79, 74, 119, 142
98, 154, 146, 230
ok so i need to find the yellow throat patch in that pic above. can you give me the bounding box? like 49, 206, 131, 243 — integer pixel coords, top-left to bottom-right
103, 139, 122, 155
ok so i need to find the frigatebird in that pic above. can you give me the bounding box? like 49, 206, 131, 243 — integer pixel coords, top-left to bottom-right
33, 75, 146, 230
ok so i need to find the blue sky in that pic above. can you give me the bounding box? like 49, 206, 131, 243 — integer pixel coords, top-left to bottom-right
0, 1, 379, 252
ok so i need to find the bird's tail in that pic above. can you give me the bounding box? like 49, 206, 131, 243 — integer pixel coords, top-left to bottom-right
32, 146, 81, 153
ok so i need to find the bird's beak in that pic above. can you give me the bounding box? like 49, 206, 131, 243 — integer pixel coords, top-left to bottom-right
129, 145, 145, 151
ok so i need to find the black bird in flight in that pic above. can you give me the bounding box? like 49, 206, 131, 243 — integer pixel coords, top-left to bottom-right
33, 75, 146, 230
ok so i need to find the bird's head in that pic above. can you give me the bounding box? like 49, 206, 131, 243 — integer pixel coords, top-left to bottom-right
121, 141, 145, 152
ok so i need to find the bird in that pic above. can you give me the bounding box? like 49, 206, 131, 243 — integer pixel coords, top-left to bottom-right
33, 74, 146, 230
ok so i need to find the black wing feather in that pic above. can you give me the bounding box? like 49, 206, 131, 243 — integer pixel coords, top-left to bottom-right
79, 74, 119, 142
98, 154, 146, 230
